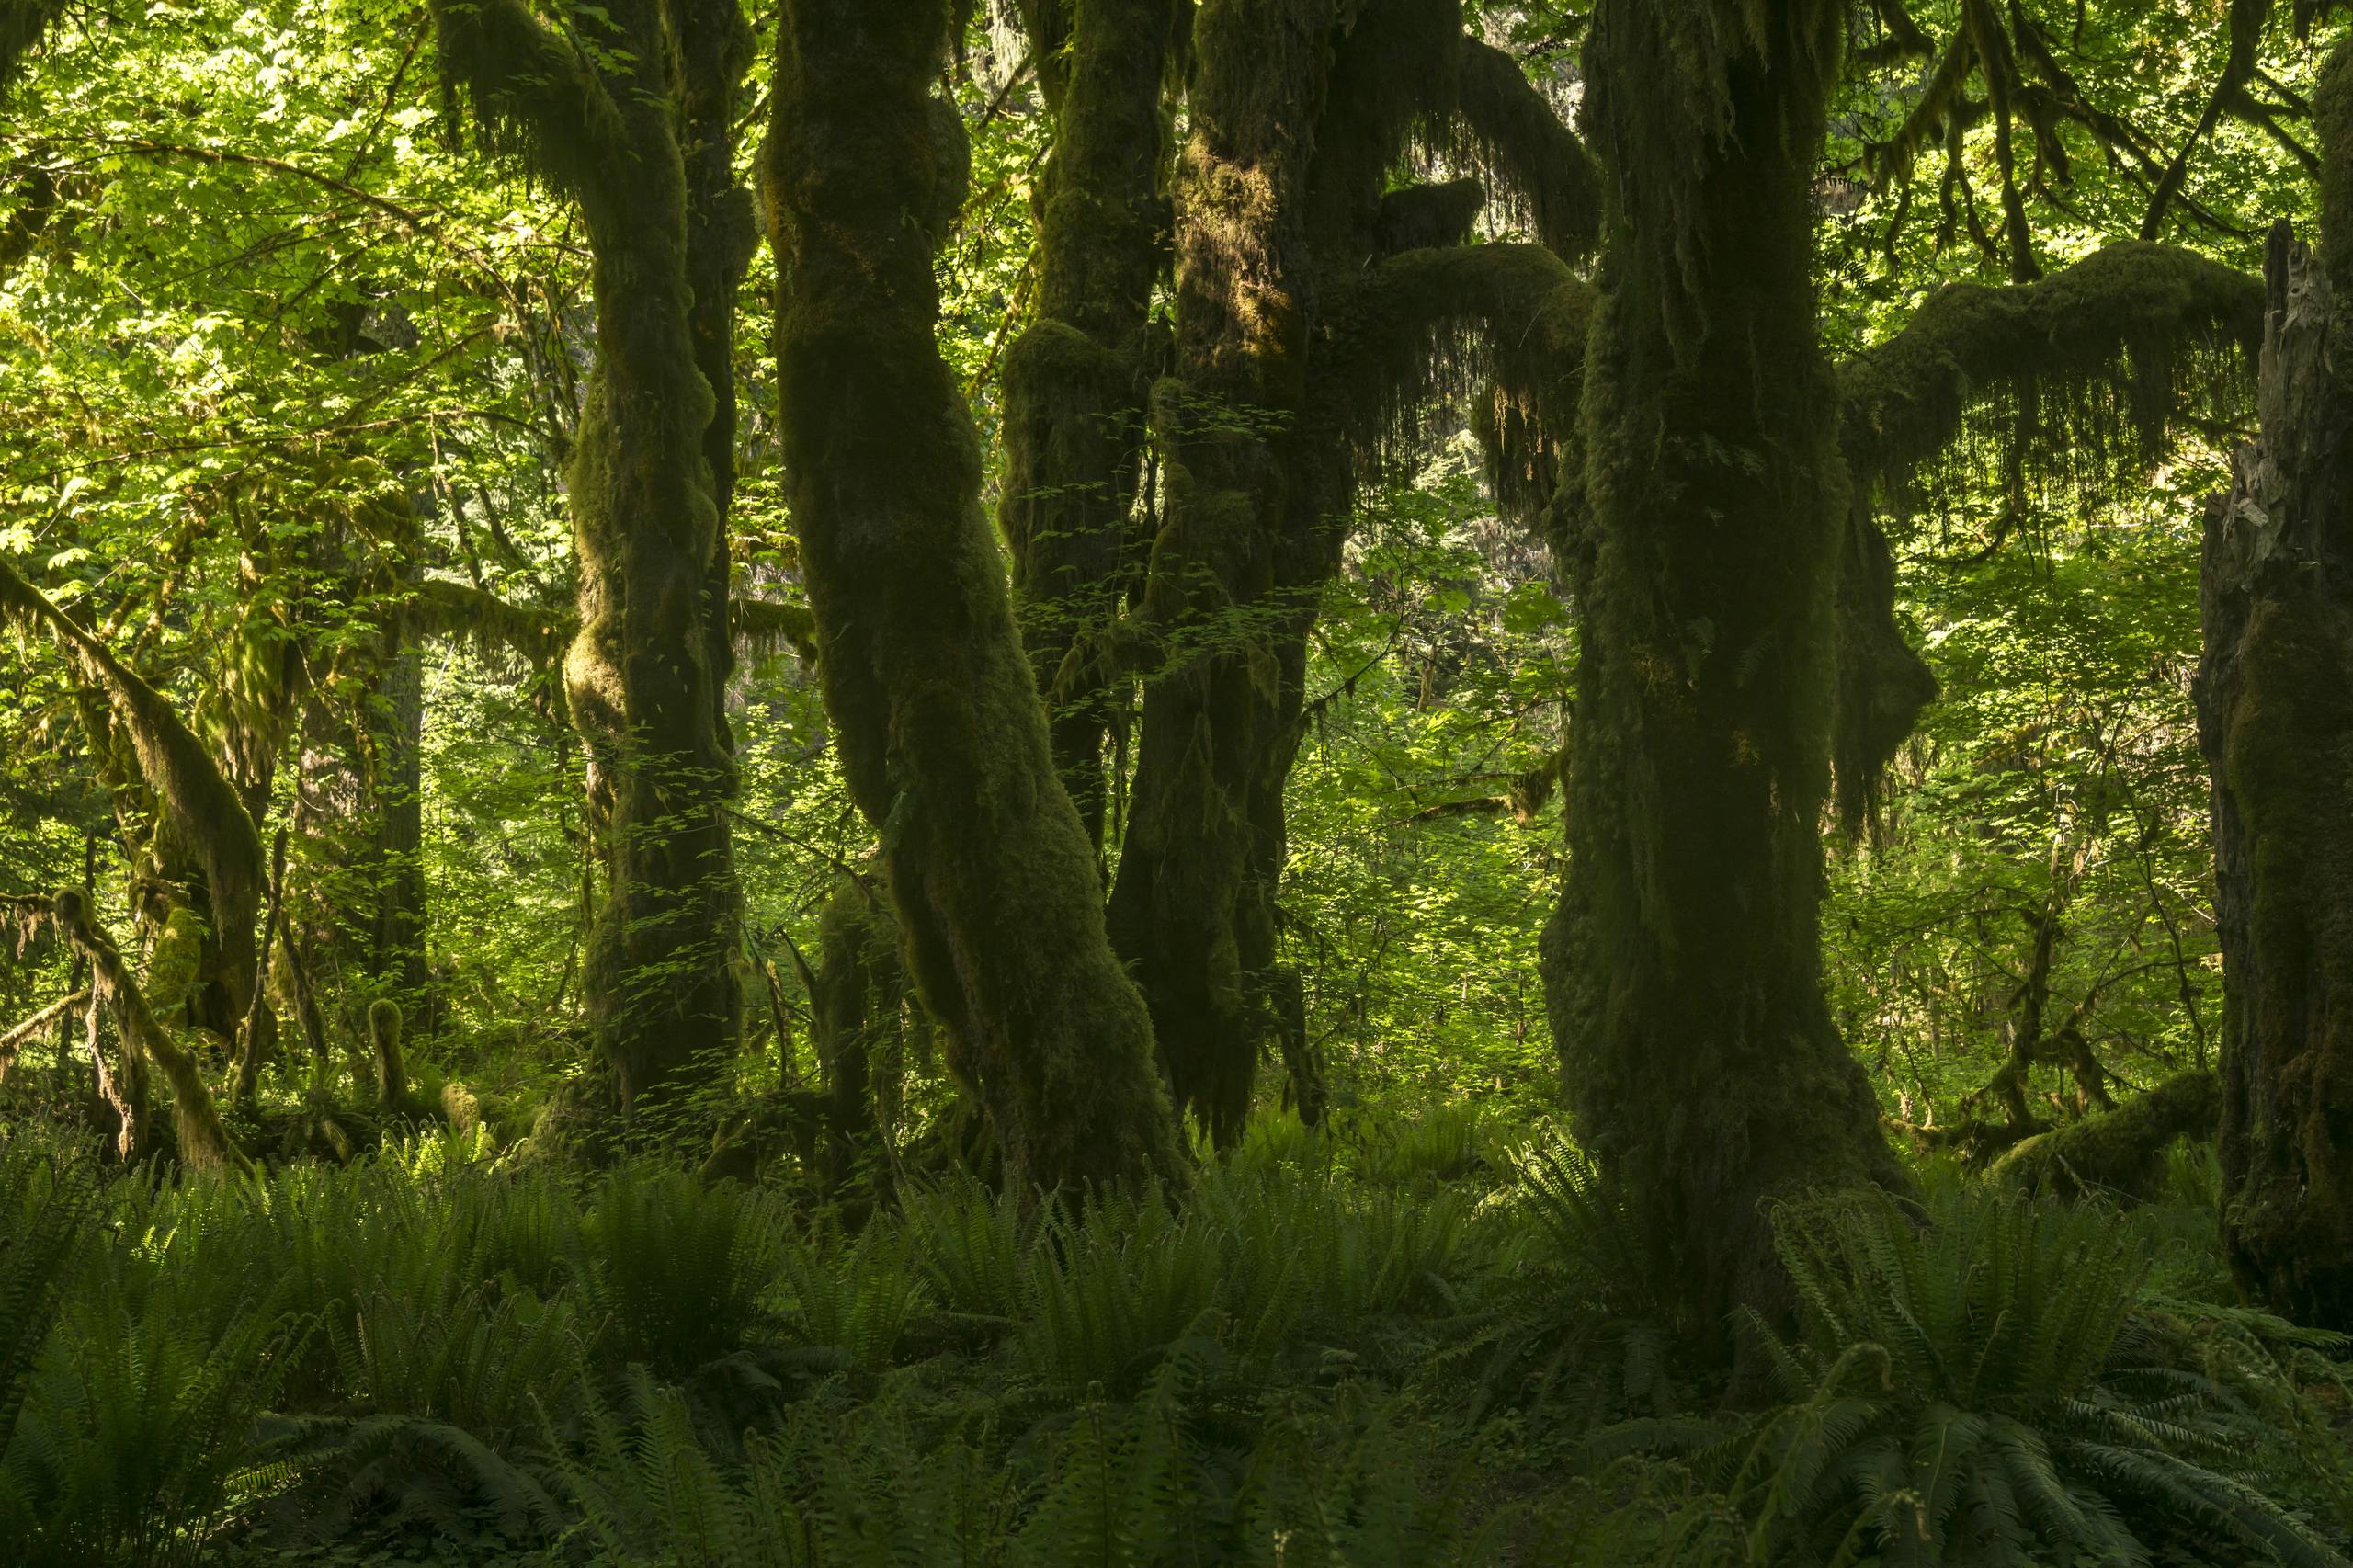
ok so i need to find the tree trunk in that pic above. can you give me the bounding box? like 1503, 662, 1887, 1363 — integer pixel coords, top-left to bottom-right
369, 640, 430, 1012
1104, 0, 1336, 1148
1545, 0, 1904, 1332
998, 0, 1177, 852
767, 0, 1186, 1192
2197, 213, 2353, 1331
432, 0, 754, 1118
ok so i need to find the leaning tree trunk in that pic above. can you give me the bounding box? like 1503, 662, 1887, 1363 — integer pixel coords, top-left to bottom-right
2196, 213, 2353, 1331
1544, 0, 1904, 1333
767, 0, 1185, 1192
432, 0, 752, 1117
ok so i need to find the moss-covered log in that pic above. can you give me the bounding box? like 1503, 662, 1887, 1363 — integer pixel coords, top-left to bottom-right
2197, 210, 2353, 1330
997, 0, 1180, 851
1988, 1069, 2218, 1201
432, 0, 751, 1117
767, 0, 1185, 1192
1546, 0, 1907, 1337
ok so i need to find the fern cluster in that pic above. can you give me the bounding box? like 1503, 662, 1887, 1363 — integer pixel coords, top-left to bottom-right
0, 1119, 2346, 1567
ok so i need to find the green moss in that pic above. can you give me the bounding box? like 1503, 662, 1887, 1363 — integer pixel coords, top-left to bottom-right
1988, 1070, 2219, 1201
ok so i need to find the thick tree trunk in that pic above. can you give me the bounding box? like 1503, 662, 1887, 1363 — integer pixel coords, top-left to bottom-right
998, 0, 1177, 851
1545, 0, 1904, 1332
1104, 0, 1336, 1147
767, 0, 1186, 1192
2197, 217, 2353, 1330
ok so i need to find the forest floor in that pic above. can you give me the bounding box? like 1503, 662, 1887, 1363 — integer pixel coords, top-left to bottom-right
1, 1099, 2348, 1566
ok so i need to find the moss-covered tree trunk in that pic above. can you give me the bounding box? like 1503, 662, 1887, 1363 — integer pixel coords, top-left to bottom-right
2197, 210, 2353, 1330
1544, 0, 1904, 1330
767, 0, 1185, 1192
998, 0, 1177, 850
1103, 0, 1336, 1146
432, 0, 752, 1117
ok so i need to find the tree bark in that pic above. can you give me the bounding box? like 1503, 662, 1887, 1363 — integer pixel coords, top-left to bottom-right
1545, 0, 1905, 1333
767, 0, 1187, 1192
2197, 213, 2353, 1330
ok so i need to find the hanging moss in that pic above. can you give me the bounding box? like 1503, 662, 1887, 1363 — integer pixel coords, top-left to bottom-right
728, 597, 819, 665
404, 578, 568, 676
1321, 241, 1595, 490
50, 889, 253, 1179
1838, 242, 2263, 516
1830, 503, 1938, 835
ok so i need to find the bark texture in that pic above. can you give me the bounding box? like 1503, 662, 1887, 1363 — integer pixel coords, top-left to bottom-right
2197, 210, 2353, 1330
767, 0, 1186, 1192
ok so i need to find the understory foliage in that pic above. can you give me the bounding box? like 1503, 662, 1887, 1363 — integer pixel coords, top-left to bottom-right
0, 1119, 2344, 1566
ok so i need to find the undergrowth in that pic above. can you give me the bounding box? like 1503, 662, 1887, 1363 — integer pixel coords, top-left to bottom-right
0, 1110, 2343, 1566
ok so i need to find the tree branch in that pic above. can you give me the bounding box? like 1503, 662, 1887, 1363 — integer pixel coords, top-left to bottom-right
1448, 38, 1602, 264
427, 0, 631, 202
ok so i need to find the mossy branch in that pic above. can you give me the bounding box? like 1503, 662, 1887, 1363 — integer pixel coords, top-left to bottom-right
730, 597, 819, 665
49, 889, 254, 1178
1324, 241, 1596, 511
0, 988, 84, 1074
404, 577, 569, 671
1838, 241, 2263, 506
427, 0, 632, 204
0, 558, 265, 966
1445, 37, 1602, 264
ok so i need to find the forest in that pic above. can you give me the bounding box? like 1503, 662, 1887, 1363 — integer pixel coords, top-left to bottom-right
1, 0, 2351, 1562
